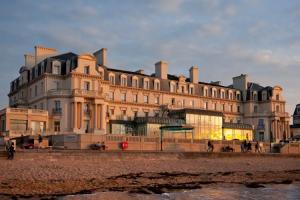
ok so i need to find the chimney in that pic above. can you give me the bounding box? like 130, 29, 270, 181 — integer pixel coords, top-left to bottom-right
35, 45, 57, 65
93, 48, 107, 66
189, 65, 199, 84
155, 61, 168, 79
135, 69, 145, 74
24, 54, 35, 68
232, 74, 248, 91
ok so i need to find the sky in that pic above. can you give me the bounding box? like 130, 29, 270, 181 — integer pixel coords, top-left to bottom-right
0, 0, 299, 115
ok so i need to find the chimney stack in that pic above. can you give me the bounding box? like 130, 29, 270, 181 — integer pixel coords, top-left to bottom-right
24, 54, 35, 68
94, 48, 107, 66
189, 65, 199, 84
155, 61, 168, 79
35, 45, 57, 65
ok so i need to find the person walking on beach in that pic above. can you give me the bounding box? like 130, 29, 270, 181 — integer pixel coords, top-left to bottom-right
255, 141, 259, 153
6, 140, 15, 160
38, 134, 43, 149
207, 140, 214, 152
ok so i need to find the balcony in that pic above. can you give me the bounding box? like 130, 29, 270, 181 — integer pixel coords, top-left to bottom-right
52, 108, 62, 115
272, 112, 290, 118
47, 89, 72, 96
257, 124, 265, 131
72, 89, 104, 98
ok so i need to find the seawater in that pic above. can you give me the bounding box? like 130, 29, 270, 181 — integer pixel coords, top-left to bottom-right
62, 183, 300, 200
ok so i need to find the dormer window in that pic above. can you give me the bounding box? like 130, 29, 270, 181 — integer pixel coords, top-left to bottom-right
109, 73, 115, 85
84, 81, 90, 91
221, 91, 225, 99
170, 82, 176, 93
236, 93, 241, 100
132, 76, 138, 88
189, 85, 194, 95
53, 65, 60, 75
84, 66, 90, 74
121, 75, 127, 86
144, 78, 149, 90
154, 80, 160, 90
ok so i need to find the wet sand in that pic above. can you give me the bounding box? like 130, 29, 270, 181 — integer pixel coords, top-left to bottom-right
0, 150, 300, 198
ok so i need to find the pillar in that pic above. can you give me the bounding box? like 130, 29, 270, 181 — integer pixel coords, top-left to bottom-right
77, 102, 82, 129
97, 104, 101, 129
100, 104, 105, 130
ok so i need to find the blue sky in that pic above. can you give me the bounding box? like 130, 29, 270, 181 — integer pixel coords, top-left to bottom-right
0, 0, 299, 115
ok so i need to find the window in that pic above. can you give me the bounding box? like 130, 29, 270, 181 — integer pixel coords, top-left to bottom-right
108, 91, 114, 100
121, 110, 126, 116
237, 105, 240, 113
41, 82, 44, 94
254, 105, 258, 113
110, 109, 114, 115
54, 121, 60, 132
144, 95, 149, 103
181, 86, 185, 93
133, 94, 138, 103
213, 90, 217, 98
205, 102, 208, 109
144, 112, 149, 117
190, 100, 194, 107
170, 83, 176, 93
155, 96, 159, 104
30, 88, 32, 98
237, 93, 240, 100
132, 78, 138, 87
121, 93, 126, 102
109, 74, 115, 85
276, 105, 280, 112
214, 103, 217, 110
171, 98, 175, 105
84, 81, 90, 90
204, 88, 208, 96
229, 93, 233, 100
144, 79, 149, 89
40, 103, 44, 110
230, 105, 233, 112
54, 100, 61, 110
133, 111, 138, 118
55, 81, 60, 90
121, 76, 127, 86
53, 65, 60, 75
84, 66, 90, 74
276, 94, 279, 101
222, 104, 225, 111
221, 91, 225, 99
253, 93, 257, 101
154, 81, 160, 90
189, 87, 194, 95
35, 85, 38, 96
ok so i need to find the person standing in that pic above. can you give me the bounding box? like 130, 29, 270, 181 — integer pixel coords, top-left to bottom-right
38, 134, 43, 149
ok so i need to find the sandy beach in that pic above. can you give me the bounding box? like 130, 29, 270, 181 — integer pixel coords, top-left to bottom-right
0, 150, 300, 198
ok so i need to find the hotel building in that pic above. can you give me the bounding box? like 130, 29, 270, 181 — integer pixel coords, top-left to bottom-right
0, 46, 290, 142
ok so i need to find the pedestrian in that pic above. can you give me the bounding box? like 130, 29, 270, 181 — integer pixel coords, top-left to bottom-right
247, 141, 252, 152
207, 140, 214, 152
38, 134, 43, 149
6, 140, 14, 160
255, 141, 259, 153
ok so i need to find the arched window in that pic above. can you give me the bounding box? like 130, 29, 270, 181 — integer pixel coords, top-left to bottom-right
109, 73, 115, 85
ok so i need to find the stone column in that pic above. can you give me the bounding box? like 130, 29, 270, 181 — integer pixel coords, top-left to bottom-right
100, 104, 106, 131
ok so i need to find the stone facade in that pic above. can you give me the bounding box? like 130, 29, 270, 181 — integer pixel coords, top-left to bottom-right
4, 45, 290, 142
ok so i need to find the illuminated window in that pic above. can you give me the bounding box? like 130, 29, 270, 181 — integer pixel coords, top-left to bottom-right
133, 94, 138, 103
121, 93, 126, 102
84, 66, 90, 74
144, 95, 149, 103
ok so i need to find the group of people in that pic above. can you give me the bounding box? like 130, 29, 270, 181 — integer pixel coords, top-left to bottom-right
241, 140, 263, 153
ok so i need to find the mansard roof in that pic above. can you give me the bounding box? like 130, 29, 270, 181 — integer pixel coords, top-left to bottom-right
50, 52, 77, 60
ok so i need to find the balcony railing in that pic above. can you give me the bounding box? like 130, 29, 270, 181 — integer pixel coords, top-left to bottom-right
47, 89, 72, 96
52, 108, 62, 115
272, 112, 290, 118
73, 89, 104, 98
